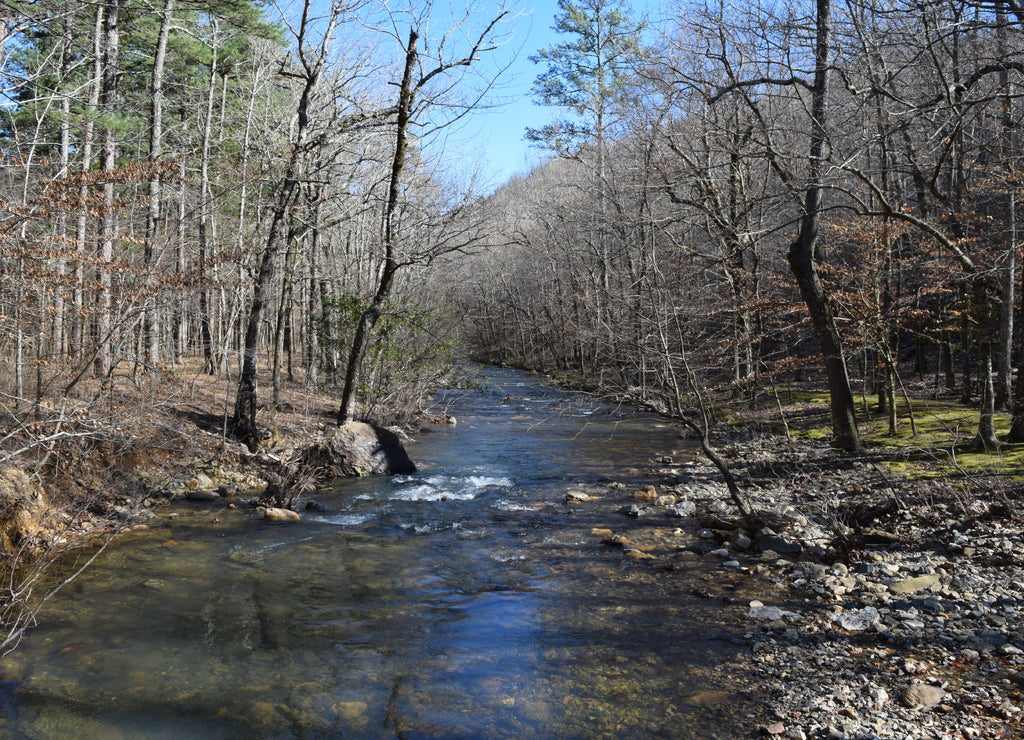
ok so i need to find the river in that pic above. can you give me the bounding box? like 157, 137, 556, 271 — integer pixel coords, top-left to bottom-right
0, 366, 761, 738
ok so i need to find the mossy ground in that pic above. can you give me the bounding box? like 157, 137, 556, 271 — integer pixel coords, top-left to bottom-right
740, 386, 1024, 481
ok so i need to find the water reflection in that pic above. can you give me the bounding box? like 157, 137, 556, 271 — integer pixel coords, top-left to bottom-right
0, 367, 758, 738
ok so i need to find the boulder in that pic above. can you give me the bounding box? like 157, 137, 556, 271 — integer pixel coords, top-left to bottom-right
900, 682, 946, 710
296, 422, 416, 481
0, 466, 48, 554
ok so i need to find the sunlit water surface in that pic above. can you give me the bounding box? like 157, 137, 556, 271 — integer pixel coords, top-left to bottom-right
0, 367, 760, 738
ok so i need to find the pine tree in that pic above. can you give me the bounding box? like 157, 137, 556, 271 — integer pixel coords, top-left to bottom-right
526, 0, 645, 158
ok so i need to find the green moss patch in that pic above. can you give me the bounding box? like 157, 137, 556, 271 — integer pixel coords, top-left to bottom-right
756, 387, 1024, 480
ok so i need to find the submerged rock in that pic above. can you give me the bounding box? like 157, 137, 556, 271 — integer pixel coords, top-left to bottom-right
258, 506, 300, 522
333, 700, 368, 720
185, 489, 220, 502
683, 690, 731, 707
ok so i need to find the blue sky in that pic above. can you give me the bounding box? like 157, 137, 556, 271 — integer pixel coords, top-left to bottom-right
454, 2, 564, 187
450, 0, 659, 189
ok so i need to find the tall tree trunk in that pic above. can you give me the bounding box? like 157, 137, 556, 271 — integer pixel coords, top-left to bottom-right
233, 149, 304, 448
172, 143, 187, 365
786, 0, 861, 451
997, 17, 1015, 410
234, 1, 337, 449
199, 30, 219, 375
336, 28, 419, 424
54, 22, 73, 360
143, 0, 173, 372
95, 0, 120, 381
70, 4, 104, 367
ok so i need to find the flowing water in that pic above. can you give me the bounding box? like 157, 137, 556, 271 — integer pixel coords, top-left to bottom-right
0, 367, 761, 738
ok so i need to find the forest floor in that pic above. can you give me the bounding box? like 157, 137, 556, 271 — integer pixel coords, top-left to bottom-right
10, 366, 1024, 739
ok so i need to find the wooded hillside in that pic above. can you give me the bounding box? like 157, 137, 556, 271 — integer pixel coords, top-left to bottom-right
456, 0, 1024, 455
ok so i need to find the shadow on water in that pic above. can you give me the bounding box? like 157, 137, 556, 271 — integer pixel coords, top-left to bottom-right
0, 367, 762, 738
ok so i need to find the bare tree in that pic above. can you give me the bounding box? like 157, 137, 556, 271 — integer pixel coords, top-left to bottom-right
233, 0, 353, 449
142, 0, 174, 372
786, 0, 862, 451
335, 2, 514, 423
95, 0, 120, 382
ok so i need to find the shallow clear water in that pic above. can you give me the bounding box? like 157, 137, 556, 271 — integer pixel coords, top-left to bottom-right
0, 367, 759, 738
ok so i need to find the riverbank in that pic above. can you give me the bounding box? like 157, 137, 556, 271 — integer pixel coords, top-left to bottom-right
9, 366, 1024, 738
0, 366, 341, 589
588, 431, 1024, 739
157, 366, 1024, 739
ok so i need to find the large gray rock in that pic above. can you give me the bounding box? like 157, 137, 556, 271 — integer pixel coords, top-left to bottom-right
299, 422, 416, 480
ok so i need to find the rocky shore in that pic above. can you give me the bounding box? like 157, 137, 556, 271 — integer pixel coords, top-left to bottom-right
587, 438, 1024, 740
140, 410, 1024, 739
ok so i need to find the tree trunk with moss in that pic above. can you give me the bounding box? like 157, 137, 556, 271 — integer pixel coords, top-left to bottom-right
786, 0, 861, 452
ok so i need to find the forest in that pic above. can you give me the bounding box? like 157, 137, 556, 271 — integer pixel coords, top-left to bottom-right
0, 0, 515, 449
0, 0, 1018, 511
1, 0, 1022, 465
0, 1, 1023, 734
460, 0, 1024, 458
